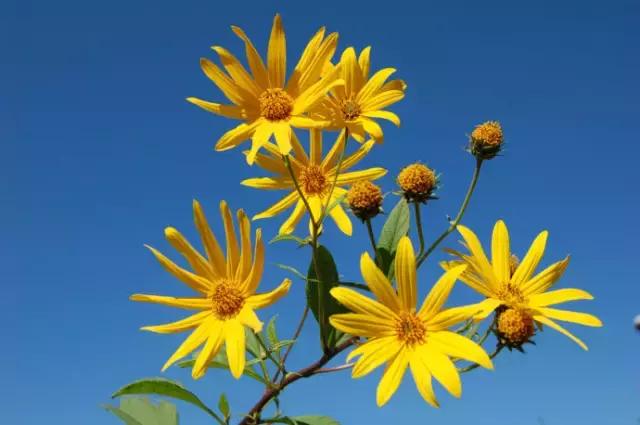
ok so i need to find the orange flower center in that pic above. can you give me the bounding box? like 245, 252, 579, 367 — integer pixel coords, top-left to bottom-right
211, 281, 245, 319
395, 312, 427, 346
497, 308, 535, 346
496, 283, 525, 306
299, 165, 328, 195
340, 96, 361, 121
259, 88, 294, 121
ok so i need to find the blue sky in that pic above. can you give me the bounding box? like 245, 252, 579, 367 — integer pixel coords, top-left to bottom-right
3, 0, 639, 424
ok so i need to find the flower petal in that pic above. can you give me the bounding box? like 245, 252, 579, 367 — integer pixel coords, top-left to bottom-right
186, 97, 247, 119
409, 353, 439, 407
231, 25, 269, 88
267, 14, 286, 88
253, 192, 298, 220
335, 167, 387, 185
361, 110, 400, 126
238, 229, 265, 295
491, 220, 511, 284
161, 318, 213, 371
329, 313, 396, 337
360, 117, 384, 143
418, 265, 467, 319
237, 306, 264, 333
536, 307, 602, 327
350, 337, 400, 379
330, 287, 398, 321
144, 245, 211, 293
246, 279, 292, 310
376, 348, 409, 407
533, 314, 588, 350
427, 331, 493, 370
212, 46, 262, 97
457, 225, 498, 288
528, 288, 594, 307
360, 252, 401, 311
199, 58, 252, 106
130, 294, 210, 310
416, 344, 461, 398
395, 236, 417, 311
521, 256, 570, 296
215, 121, 260, 152
357, 68, 396, 104
193, 200, 226, 277
192, 322, 225, 379
224, 319, 246, 379
329, 202, 352, 236
165, 227, 215, 280
361, 90, 404, 112
220, 201, 240, 277
511, 230, 548, 286
141, 310, 211, 334
279, 200, 306, 235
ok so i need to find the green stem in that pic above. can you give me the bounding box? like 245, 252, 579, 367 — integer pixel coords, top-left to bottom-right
365, 218, 379, 265
273, 305, 309, 383
413, 202, 426, 258
417, 157, 483, 267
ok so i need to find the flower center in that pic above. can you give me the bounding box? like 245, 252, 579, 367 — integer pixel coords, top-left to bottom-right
496, 283, 525, 306
496, 308, 535, 347
395, 312, 427, 346
211, 281, 245, 319
259, 88, 294, 121
340, 96, 361, 121
299, 165, 328, 195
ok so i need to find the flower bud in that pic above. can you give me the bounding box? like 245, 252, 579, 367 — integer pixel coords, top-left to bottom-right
347, 181, 383, 221
469, 121, 503, 160
496, 307, 535, 349
397, 163, 437, 203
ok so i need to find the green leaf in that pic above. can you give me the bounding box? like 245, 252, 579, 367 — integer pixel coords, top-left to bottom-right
105, 397, 178, 425
218, 393, 230, 421
112, 378, 219, 421
269, 234, 310, 246
306, 245, 347, 349
376, 198, 410, 277
176, 358, 266, 384
245, 328, 263, 359
274, 263, 312, 282
291, 415, 341, 425
270, 339, 296, 351
266, 316, 279, 347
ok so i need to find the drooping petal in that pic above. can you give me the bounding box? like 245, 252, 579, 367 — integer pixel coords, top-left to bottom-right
349, 337, 400, 379
215, 121, 260, 152
192, 322, 225, 379
237, 306, 264, 333
533, 314, 588, 350
272, 121, 293, 155
246, 121, 274, 165
141, 310, 211, 334
395, 236, 417, 311
145, 245, 211, 293
161, 318, 213, 371
224, 319, 247, 379
409, 354, 439, 407
130, 294, 210, 310
267, 14, 286, 88
360, 252, 401, 311
418, 264, 467, 319
536, 308, 602, 327
360, 117, 384, 143
329, 203, 352, 236
520, 256, 570, 296
331, 140, 375, 173
528, 288, 594, 307
427, 331, 493, 370
511, 230, 548, 286
329, 313, 396, 337
330, 287, 398, 321
376, 349, 409, 407
491, 220, 511, 284
279, 200, 306, 235
245, 279, 292, 310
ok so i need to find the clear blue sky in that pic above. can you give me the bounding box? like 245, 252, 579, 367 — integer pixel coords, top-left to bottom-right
3, 0, 639, 424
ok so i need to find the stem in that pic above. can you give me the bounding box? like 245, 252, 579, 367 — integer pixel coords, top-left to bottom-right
283, 155, 316, 229
273, 305, 309, 383
255, 334, 281, 379
458, 344, 503, 374
318, 128, 349, 227
365, 219, 379, 265
238, 338, 356, 425
312, 363, 353, 375
417, 157, 483, 267
413, 202, 425, 259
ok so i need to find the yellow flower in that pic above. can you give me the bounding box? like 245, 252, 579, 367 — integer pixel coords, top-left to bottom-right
311, 47, 406, 143
330, 237, 493, 407
443, 220, 602, 350
347, 180, 383, 221
131, 200, 291, 379
187, 14, 343, 163
241, 129, 387, 236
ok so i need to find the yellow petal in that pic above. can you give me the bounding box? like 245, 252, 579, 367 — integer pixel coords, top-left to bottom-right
192, 322, 224, 379
381, 79, 407, 92
161, 318, 213, 371
417, 344, 461, 398
224, 319, 246, 379
350, 337, 400, 378
237, 306, 264, 333
231, 25, 268, 89
356, 67, 396, 104
247, 121, 274, 165
267, 14, 286, 88
245, 150, 287, 174
428, 303, 491, 330
521, 256, 570, 296
418, 264, 467, 319
215, 121, 260, 152
238, 229, 265, 295
361, 110, 400, 126
199, 58, 252, 106
220, 201, 240, 277
330, 287, 398, 321
358, 46, 371, 80
511, 230, 548, 286
285, 27, 325, 95
289, 115, 331, 129
193, 200, 226, 277
440, 258, 493, 297
395, 236, 417, 311
245, 279, 292, 310
528, 288, 594, 307
360, 117, 384, 143
329, 313, 396, 337
310, 128, 323, 165
427, 331, 493, 370
212, 46, 262, 97
279, 200, 306, 235
241, 176, 292, 190
340, 47, 362, 94
331, 140, 375, 173
335, 167, 387, 185
361, 90, 404, 112
253, 192, 298, 220
145, 245, 210, 293
533, 314, 588, 350
186, 97, 246, 119
293, 63, 344, 114
329, 203, 352, 236
491, 220, 511, 284
321, 129, 347, 170
130, 294, 210, 310
376, 349, 409, 407
409, 355, 439, 407
234, 210, 252, 281
164, 227, 215, 280
141, 310, 211, 334
288, 30, 339, 96
457, 225, 498, 288
360, 252, 401, 311
536, 307, 602, 327
272, 121, 293, 155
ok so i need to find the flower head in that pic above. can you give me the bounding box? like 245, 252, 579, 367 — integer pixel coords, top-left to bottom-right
311, 47, 406, 143
397, 163, 437, 203
442, 220, 602, 350
131, 200, 291, 379
469, 121, 503, 160
347, 180, 383, 221
187, 15, 343, 164
242, 129, 387, 236
330, 237, 492, 407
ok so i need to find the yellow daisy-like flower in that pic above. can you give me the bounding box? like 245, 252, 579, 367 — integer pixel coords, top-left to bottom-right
443, 220, 602, 350
131, 200, 291, 379
312, 47, 406, 143
241, 129, 387, 236
187, 14, 343, 164
330, 237, 493, 407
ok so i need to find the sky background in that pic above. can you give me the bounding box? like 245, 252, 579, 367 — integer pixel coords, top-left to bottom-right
3, 0, 640, 424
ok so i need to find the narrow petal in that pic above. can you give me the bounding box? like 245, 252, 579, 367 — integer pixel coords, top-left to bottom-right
193, 200, 226, 277
340, 47, 362, 94
141, 310, 211, 334
331, 140, 375, 173
409, 354, 439, 407
361, 90, 404, 111
427, 331, 493, 370
536, 308, 602, 327
241, 176, 293, 190
428, 303, 492, 330
330, 287, 398, 321
285, 27, 325, 95
418, 265, 468, 319
267, 14, 286, 88
360, 117, 384, 143
376, 349, 409, 407
238, 229, 265, 295
279, 200, 306, 235
329, 203, 353, 236
533, 314, 588, 350
457, 225, 498, 288
220, 201, 240, 277
350, 337, 400, 378
186, 97, 246, 119
253, 192, 298, 220
491, 220, 511, 284
161, 318, 213, 371
310, 128, 323, 165
321, 129, 347, 171
520, 256, 570, 296
272, 121, 293, 155
417, 344, 461, 398
224, 320, 246, 379
145, 245, 210, 293
335, 167, 388, 185
237, 306, 264, 333
360, 252, 402, 311
245, 150, 288, 174
511, 230, 548, 286
165, 227, 215, 280
440, 259, 493, 297
329, 313, 396, 337
234, 210, 252, 281
199, 58, 252, 106
395, 236, 417, 311
358, 46, 371, 80
231, 25, 269, 89
245, 279, 292, 310
356, 68, 396, 104
192, 322, 224, 379
215, 121, 260, 152
528, 288, 594, 307
247, 121, 274, 165
361, 110, 400, 126
130, 294, 210, 310
289, 115, 331, 129
212, 46, 262, 97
